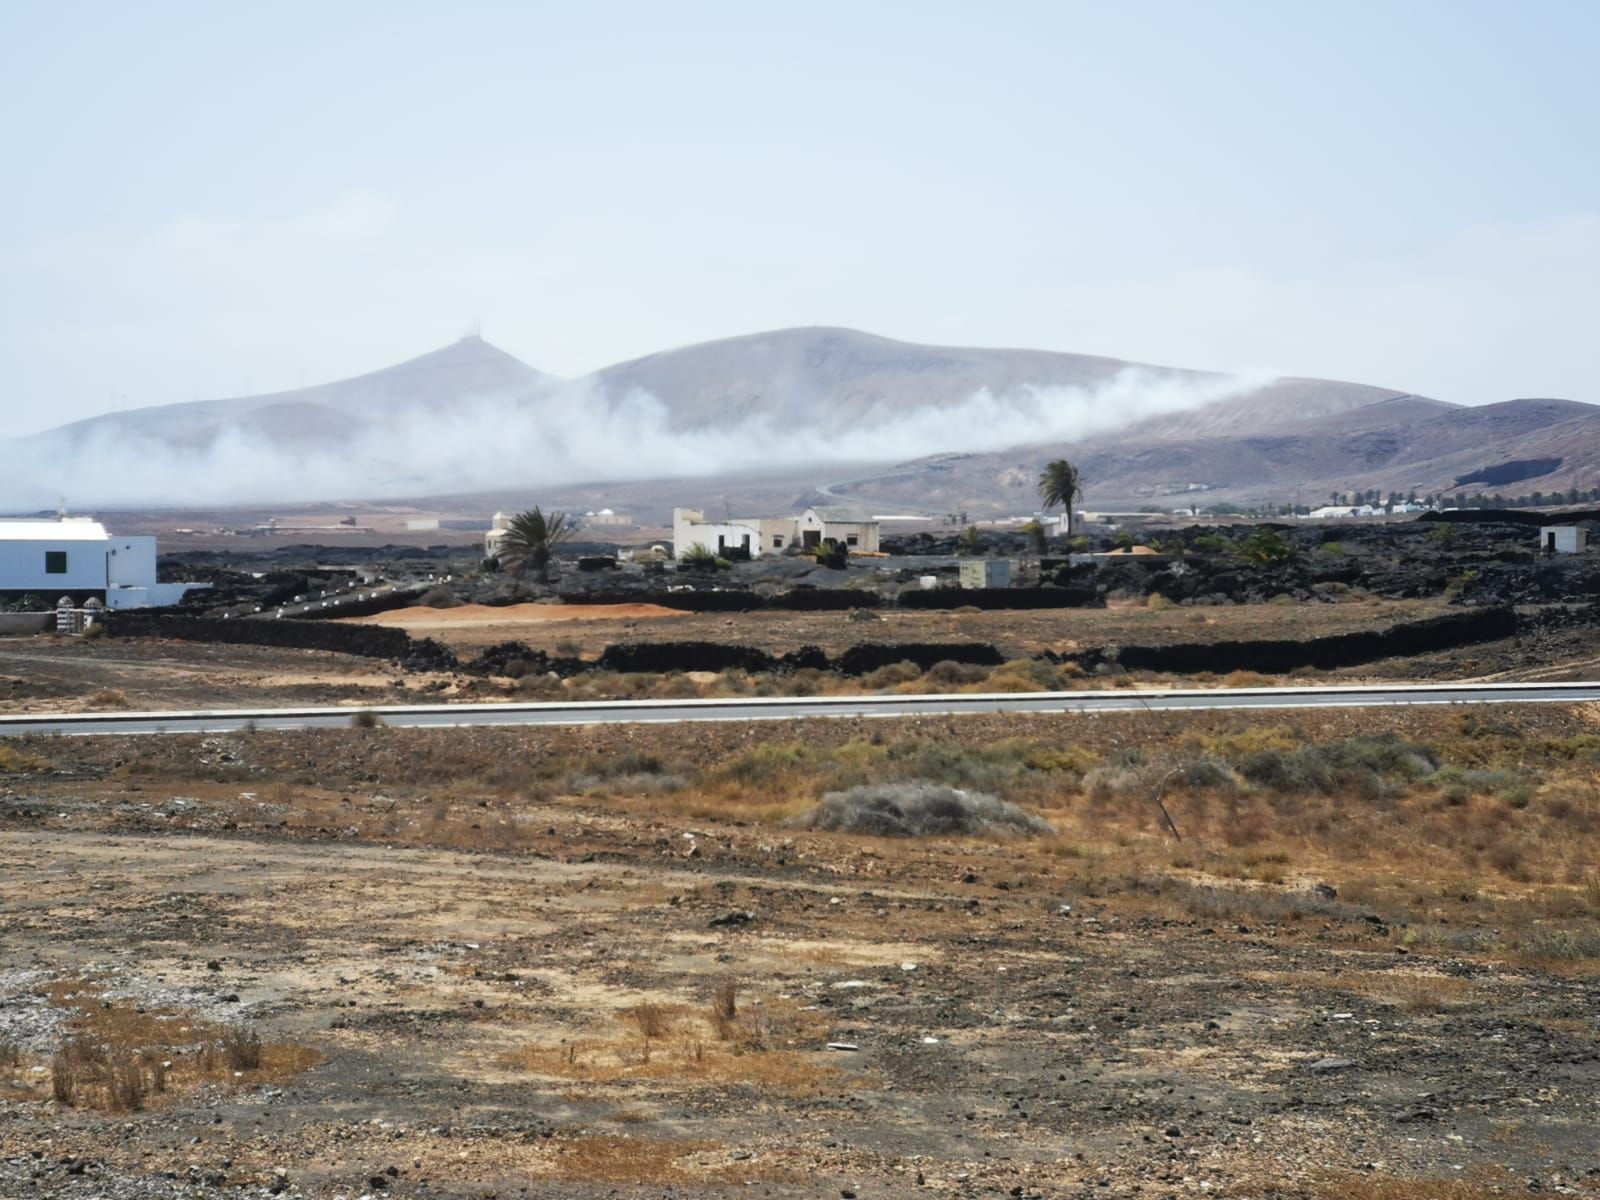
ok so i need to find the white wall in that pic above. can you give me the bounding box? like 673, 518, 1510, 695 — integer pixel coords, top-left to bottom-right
107, 536, 158, 588
675, 519, 757, 558
673, 508, 802, 558
1540, 526, 1586, 554
0, 537, 107, 594
1, 534, 196, 607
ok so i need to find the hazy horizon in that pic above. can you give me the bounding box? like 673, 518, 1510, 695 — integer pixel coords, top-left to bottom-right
3, 0, 1597, 438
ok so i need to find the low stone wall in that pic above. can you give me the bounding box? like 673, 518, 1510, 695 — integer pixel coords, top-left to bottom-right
104, 611, 457, 670
0, 613, 52, 635
899, 587, 1101, 610
1100, 606, 1518, 675
103, 603, 1522, 683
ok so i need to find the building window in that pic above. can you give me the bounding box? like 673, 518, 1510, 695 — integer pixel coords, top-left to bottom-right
772, 535, 784, 548
846, 534, 859, 546
45, 550, 67, 574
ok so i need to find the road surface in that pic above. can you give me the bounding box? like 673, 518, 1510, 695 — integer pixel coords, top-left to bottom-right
3, 681, 1599, 737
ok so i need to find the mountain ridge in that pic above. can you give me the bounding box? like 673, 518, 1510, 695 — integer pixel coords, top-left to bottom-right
4, 327, 1594, 512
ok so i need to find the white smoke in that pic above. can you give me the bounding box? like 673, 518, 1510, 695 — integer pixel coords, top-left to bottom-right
0, 367, 1269, 510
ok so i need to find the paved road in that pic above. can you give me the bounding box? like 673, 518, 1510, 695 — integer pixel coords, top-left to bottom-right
4, 681, 1600, 737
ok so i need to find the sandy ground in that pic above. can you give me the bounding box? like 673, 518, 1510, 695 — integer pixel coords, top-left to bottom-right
342, 597, 1458, 656
350, 602, 691, 634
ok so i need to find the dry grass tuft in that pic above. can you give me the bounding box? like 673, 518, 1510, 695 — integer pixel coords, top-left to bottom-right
710, 979, 738, 1040
547, 1134, 717, 1184
0, 743, 51, 772
36, 978, 319, 1110
1321, 970, 1482, 1013
1312, 1172, 1511, 1199
505, 993, 841, 1094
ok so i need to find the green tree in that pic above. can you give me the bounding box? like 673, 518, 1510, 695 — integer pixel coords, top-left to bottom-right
1020, 518, 1047, 554
498, 506, 573, 583
1037, 459, 1081, 539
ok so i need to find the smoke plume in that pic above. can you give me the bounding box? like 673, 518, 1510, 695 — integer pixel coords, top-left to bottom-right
0, 367, 1268, 509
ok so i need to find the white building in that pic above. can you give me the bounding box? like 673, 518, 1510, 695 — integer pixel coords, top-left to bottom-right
797, 506, 880, 553
1540, 525, 1586, 554
0, 517, 202, 609
484, 511, 510, 558
672, 506, 881, 560
671, 509, 778, 559
959, 559, 1012, 588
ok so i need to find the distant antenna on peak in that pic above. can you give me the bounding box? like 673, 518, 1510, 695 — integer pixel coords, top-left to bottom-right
57, 496, 67, 520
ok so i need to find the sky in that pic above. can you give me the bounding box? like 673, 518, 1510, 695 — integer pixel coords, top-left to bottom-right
2, 0, 1597, 434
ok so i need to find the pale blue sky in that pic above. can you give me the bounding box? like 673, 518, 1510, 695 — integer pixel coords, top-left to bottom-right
2, 0, 1597, 432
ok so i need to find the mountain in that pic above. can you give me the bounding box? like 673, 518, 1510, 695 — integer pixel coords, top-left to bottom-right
830, 394, 1600, 515
594, 326, 1398, 435
25, 336, 548, 453
4, 326, 1595, 513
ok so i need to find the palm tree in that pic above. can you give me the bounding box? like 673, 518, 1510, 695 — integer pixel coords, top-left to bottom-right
498, 506, 572, 583
1037, 459, 1081, 540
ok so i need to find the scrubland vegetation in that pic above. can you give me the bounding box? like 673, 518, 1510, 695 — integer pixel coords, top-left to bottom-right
20, 704, 1600, 972
5, 704, 1599, 1195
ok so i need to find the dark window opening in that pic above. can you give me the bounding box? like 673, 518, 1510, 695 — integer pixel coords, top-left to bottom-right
846, 534, 859, 546
45, 550, 67, 574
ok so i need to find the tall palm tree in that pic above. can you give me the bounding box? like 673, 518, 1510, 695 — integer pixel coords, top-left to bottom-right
499, 506, 572, 583
1037, 459, 1081, 540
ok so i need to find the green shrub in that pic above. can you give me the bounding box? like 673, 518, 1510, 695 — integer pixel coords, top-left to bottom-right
863, 661, 922, 690
924, 660, 990, 685
1237, 732, 1435, 797
1234, 527, 1298, 567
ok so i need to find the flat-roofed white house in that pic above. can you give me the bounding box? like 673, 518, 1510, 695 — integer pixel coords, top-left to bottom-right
798, 506, 880, 553
1540, 525, 1587, 554
0, 517, 202, 608
672, 509, 775, 559
672, 507, 881, 559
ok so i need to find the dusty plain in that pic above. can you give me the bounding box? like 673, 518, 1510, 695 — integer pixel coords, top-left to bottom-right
3, 594, 1600, 1198
4, 698, 1600, 1198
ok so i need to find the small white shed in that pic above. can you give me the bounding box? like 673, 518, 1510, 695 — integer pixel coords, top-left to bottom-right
1539, 525, 1586, 554
959, 559, 1012, 588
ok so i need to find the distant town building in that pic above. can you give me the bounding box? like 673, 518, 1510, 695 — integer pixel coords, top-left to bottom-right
797, 506, 880, 553
0, 516, 203, 608
484, 511, 511, 558
671, 506, 881, 559
1540, 525, 1586, 554
1299, 502, 1427, 520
